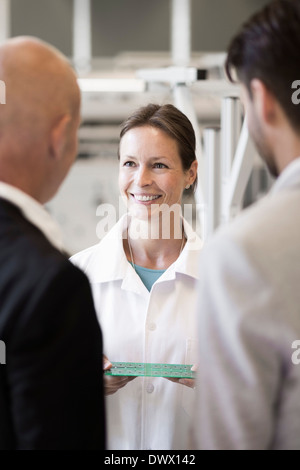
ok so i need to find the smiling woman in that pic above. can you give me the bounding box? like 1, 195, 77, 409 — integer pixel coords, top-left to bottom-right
119, 126, 192, 220
119, 104, 198, 247
70, 103, 203, 451
119, 126, 194, 243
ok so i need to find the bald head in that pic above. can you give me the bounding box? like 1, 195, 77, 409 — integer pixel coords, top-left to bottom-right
0, 36, 80, 125
0, 36, 81, 202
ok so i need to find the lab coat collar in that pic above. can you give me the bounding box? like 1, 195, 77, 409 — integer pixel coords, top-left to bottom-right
159, 216, 202, 283
84, 213, 202, 285
84, 214, 130, 284
0, 181, 65, 252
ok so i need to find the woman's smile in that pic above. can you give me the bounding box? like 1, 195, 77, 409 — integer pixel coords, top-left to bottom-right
119, 126, 190, 219
130, 193, 162, 203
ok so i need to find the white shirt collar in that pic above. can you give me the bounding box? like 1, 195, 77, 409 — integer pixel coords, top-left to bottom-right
272, 156, 300, 193
0, 182, 65, 252
79, 213, 202, 284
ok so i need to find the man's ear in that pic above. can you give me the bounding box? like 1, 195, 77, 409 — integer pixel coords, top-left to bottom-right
49, 114, 71, 160
250, 78, 276, 125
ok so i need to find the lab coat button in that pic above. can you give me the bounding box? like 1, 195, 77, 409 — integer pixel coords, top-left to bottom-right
146, 383, 154, 393
148, 322, 156, 331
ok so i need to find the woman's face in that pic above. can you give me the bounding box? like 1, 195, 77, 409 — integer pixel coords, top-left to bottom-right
118, 125, 196, 221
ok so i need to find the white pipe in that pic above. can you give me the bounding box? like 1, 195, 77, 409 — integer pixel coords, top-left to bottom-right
225, 119, 255, 221
203, 127, 221, 239
73, 0, 92, 74
221, 97, 242, 180
173, 84, 205, 238
0, 79, 6, 104
0, 0, 10, 44
220, 97, 242, 223
171, 0, 191, 66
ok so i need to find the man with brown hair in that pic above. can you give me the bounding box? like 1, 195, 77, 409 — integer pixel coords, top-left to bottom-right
193, 0, 300, 450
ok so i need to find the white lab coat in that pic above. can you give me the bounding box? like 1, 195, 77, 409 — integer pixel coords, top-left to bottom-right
71, 215, 202, 450
192, 157, 300, 450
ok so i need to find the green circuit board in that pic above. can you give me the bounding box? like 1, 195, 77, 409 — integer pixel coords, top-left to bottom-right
104, 362, 195, 379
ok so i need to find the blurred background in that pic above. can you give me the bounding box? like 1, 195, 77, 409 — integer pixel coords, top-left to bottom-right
1, 0, 272, 254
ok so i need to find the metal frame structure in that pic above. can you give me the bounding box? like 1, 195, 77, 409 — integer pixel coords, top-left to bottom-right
203, 100, 257, 239
73, 0, 92, 73
0, 0, 257, 242
136, 0, 257, 241
72, 0, 257, 241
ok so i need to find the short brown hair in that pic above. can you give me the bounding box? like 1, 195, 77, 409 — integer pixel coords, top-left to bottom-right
225, 0, 300, 132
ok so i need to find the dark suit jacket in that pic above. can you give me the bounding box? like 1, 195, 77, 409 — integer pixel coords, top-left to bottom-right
0, 198, 106, 449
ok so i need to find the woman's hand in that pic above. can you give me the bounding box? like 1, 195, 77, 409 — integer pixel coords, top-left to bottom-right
166, 377, 196, 389
103, 355, 136, 396
165, 364, 197, 389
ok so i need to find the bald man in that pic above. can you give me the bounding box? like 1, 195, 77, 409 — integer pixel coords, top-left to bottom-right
0, 37, 105, 449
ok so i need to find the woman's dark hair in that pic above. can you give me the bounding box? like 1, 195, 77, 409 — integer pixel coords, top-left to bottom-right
118, 103, 197, 191
225, 0, 300, 131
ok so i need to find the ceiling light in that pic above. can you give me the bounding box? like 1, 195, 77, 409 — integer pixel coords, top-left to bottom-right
77, 78, 145, 93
